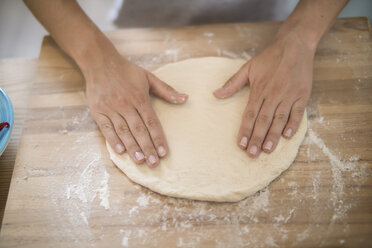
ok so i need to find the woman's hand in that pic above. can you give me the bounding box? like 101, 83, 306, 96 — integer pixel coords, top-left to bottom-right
213, 32, 314, 158
84, 53, 188, 167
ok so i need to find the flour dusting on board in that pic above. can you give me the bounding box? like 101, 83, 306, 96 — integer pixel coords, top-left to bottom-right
136, 193, 149, 207
132, 30, 254, 71
40, 91, 365, 248
109, 108, 367, 247
65, 156, 110, 211
29, 31, 369, 247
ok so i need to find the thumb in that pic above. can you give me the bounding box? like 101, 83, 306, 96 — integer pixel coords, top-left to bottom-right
213, 62, 250, 99
147, 72, 188, 104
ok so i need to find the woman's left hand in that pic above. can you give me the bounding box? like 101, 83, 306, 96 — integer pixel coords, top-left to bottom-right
213, 32, 315, 158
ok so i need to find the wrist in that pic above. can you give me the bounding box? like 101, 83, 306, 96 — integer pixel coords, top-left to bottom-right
275, 25, 318, 55
72, 29, 119, 75
276, 21, 320, 53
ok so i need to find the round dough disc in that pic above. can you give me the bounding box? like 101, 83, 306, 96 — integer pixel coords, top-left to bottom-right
107, 57, 307, 202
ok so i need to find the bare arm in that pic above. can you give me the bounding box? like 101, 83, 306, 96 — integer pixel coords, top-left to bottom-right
214, 0, 348, 157
277, 0, 349, 49
24, 0, 188, 167
24, 0, 109, 72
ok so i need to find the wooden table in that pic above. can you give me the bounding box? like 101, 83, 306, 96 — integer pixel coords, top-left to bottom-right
0, 17, 371, 247
0, 59, 36, 225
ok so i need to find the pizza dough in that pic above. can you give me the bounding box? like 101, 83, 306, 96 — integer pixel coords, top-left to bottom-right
107, 57, 307, 202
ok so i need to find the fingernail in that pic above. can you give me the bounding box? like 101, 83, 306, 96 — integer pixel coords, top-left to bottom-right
285, 128, 293, 137
157, 146, 166, 157
214, 89, 226, 98
264, 141, 273, 151
240, 136, 248, 148
249, 145, 258, 156
148, 155, 157, 165
177, 94, 188, 103
214, 88, 222, 94
170, 95, 177, 103
135, 151, 145, 161
170, 95, 182, 103
115, 144, 125, 153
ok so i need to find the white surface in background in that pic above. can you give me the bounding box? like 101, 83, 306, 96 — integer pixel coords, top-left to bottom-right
0, 0, 118, 59
0, 0, 370, 59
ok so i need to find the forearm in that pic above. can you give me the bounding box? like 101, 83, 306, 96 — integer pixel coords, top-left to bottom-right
277, 0, 349, 50
23, 0, 116, 73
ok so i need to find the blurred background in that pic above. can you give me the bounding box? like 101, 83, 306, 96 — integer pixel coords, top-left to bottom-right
0, 0, 371, 59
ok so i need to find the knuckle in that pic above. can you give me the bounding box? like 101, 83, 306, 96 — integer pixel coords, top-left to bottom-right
134, 124, 147, 134
298, 85, 310, 95
267, 131, 280, 140
91, 102, 101, 110
292, 107, 304, 118
245, 110, 256, 119
127, 144, 139, 152
116, 95, 128, 105
120, 99, 130, 108
257, 114, 270, 124
91, 100, 106, 111
152, 136, 164, 146
164, 84, 174, 92
275, 112, 288, 122
142, 145, 155, 154
224, 79, 234, 88
145, 118, 159, 129
117, 124, 131, 136
99, 121, 112, 130
133, 92, 148, 106
240, 126, 252, 136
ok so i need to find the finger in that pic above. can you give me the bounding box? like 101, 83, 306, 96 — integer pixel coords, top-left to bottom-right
213, 62, 250, 99
110, 113, 145, 165
137, 102, 168, 158
246, 99, 278, 158
237, 94, 264, 150
283, 98, 307, 139
262, 100, 291, 153
122, 106, 159, 167
93, 112, 126, 154
148, 72, 188, 104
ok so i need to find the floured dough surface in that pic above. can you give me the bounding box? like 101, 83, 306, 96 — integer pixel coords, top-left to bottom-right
107, 57, 307, 202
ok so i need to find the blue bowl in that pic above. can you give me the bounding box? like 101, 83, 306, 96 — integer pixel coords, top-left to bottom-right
0, 88, 14, 156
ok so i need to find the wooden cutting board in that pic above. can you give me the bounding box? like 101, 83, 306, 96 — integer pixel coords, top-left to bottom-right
0, 18, 371, 247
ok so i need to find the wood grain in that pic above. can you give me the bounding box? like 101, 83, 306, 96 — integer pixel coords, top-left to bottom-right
0, 59, 36, 225
0, 17, 371, 247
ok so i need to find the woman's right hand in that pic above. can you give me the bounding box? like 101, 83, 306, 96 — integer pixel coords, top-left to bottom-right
83, 52, 188, 168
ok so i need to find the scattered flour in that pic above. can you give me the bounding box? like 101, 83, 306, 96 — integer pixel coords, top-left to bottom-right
241, 51, 252, 60
312, 172, 321, 200
80, 212, 88, 225
65, 157, 110, 209
164, 49, 179, 62
203, 32, 215, 37
98, 170, 110, 210
248, 188, 270, 215
308, 128, 348, 203
265, 236, 279, 247
121, 237, 129, 247
274, 209, 295, 224
136, 193, 149, 207
222, 50, 239, 58
120, 229, 132, 247
296, 229, 310, 243
216, 48, 221, 56
128, 206, 139, 217
40, 43, 369, 247
306, 126, 366, 243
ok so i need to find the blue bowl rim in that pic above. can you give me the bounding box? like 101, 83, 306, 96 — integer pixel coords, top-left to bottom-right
0, 88, 14, 156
